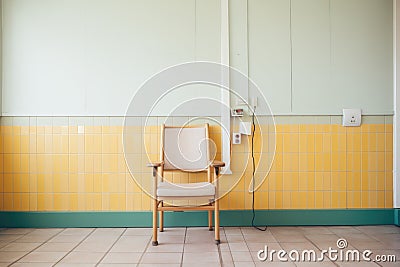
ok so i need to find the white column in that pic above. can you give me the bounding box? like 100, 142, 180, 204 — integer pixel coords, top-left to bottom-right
221, 0, 232, 174
0, 0, 2, 113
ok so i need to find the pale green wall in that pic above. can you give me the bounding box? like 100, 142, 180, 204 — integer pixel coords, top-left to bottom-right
229, 0, 249, 106
248, 0, 393, 115
248, 0, 292, 114
2, 0, 221, 116
1, 0, 394, 116
291, 0, 331, 114
293, 0, 393, 115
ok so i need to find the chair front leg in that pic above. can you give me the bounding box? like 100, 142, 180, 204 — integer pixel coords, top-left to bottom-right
214, 199, 220, 244
152, 166, 159, 246
152, 199, 158, 246
214, 166, 220, 244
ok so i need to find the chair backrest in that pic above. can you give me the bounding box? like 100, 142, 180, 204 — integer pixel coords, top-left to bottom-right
161, 124, 210, 172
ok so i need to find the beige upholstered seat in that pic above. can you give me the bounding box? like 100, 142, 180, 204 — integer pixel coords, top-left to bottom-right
157, 181, 215, 198
147, 124, 225, 246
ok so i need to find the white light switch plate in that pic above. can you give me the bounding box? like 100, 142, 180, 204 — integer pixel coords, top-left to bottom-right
342, 108, 361, 127
78, 125, 85, 134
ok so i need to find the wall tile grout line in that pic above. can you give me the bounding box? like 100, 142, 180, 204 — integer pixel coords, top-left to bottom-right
0, 119, 394, 212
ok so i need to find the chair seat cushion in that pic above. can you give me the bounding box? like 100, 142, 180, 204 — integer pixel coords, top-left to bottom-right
157, 182, 215, 197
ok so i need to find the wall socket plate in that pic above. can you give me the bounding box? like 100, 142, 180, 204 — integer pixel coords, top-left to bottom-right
232, 132, 241, 144
342, 108, 361, 127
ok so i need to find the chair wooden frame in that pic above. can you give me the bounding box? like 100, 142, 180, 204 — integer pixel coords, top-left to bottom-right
147, 123, 225, 246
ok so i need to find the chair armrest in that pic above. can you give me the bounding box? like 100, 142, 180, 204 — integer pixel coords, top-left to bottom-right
211, 160, 225, 168
147, 161, 164, 168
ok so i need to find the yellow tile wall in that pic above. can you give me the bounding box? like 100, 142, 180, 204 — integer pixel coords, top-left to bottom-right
0, 117, 394, 211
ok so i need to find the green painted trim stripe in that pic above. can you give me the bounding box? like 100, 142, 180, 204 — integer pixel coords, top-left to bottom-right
223, 209, 394, 226
0, 209, 395, 228
395, 209, 400, 226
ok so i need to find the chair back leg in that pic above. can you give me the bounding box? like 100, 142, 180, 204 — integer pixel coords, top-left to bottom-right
159, 210, 164, 232
208, 210, 213, 231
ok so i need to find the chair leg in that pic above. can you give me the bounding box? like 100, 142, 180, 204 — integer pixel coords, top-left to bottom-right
208, 210, 213, 231
152, 199, 158, 246
160, 211, 164, 232
214, 200, 220, 244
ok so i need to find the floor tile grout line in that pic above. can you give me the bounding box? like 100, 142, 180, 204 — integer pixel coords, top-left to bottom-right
1, 226, 399, 266
51, 228, 97, 266
218, 227, 228, 267
95, 228, 128, 266
227, 227, 253, 265
31, 228, 79, 252
356, 226, 388, 243
7, 228, 65, 266
0, 228, 34, 237
304, 226, 395, 267
135, 231, 154, 267
0, 228, 42, 256
240, 227, 259, 264
179, 227, 188, 267
241, 227, 253, 264
217, 243, 223, 267
267, 227, 280, 257
12, 228, 48, 242
3, 228, 39, 267
270, 227, 301, 265
347, 226, 383, 267
301, 229, 340, 267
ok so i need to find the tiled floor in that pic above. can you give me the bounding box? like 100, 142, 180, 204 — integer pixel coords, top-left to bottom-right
0, 225, 399, 266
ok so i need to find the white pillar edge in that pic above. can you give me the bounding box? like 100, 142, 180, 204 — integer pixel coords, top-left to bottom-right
221, 0, 232, 174
0, 0, 2, 115
393, 0, 399, 208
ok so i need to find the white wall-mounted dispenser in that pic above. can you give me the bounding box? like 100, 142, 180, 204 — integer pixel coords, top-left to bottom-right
239, 121, 252, 135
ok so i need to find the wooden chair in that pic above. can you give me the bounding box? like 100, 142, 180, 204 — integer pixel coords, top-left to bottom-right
147, 123, 225, 246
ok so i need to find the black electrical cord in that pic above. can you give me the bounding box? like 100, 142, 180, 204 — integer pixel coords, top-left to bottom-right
251, 109, 268, 231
